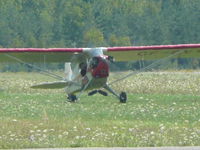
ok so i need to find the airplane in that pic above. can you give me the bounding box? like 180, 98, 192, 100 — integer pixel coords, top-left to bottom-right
0, 44, 200, 103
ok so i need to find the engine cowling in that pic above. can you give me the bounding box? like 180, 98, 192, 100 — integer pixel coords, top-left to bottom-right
89, 56, 109, 78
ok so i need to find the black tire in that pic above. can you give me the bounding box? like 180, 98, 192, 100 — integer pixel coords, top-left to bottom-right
119, 92, 127, 103
67, 94, 77, 102
98, 90, 108, 96
88, 90, 98, 96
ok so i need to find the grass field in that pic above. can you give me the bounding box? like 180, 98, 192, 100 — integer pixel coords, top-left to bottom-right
0, 71, 200, 148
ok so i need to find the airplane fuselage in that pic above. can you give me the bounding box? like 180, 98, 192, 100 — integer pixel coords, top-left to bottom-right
65, 55, 110, 94
86, 56, 109, 89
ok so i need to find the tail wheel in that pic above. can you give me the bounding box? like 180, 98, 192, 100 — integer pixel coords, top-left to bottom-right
119, 92, 127, 103
67, 94, 77, 102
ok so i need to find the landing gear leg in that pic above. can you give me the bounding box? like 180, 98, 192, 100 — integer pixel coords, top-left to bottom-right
104, 84, 127, 103
67, 94, 77, 102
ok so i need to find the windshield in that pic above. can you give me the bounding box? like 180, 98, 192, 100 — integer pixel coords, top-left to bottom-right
90, 57, 99, 69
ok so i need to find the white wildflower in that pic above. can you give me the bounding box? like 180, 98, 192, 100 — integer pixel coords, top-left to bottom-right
141, 109, 145, 112
50, 129, 55, 132
86, 128, 91, 131
160, 126, 165, 131
81, 135, 86, 138
10, 134, 15, 137
43, 134, 47, 138
30, 130, 34, 133
129, 128, 134, 132
29, 135, 35, 142
185, 120, 189, 123
63, 131, 69, 135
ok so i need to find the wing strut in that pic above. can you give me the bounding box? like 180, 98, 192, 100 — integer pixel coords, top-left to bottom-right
4, 54, 64, 80
77, 77, 93, 99
108, 50, 184, 85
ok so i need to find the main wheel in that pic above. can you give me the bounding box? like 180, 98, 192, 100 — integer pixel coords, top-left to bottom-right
119, 92, 127, 103
67, 94, 77, 102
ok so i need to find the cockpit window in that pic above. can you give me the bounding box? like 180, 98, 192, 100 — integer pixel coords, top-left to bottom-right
90, 57, 99, 69
79, 62, 87, 76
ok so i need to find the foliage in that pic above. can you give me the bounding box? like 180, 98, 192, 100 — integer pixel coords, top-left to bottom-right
0, 0, 199, 47
83, 27, 105, 47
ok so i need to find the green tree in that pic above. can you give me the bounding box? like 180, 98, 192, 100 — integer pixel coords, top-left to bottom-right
109, 34, 131, 46
83, 27, 105, 47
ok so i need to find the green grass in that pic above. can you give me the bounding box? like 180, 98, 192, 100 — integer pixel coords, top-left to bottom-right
0, 71, 200, 148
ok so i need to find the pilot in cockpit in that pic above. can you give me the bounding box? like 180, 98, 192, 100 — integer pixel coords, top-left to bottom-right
90, 57, 99, 69
79, 62, 87, 77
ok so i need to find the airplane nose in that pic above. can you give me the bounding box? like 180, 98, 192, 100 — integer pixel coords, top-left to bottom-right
90, 57, 109, 78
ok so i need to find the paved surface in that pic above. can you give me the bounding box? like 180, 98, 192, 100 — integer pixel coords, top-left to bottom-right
23, 147, 200, 150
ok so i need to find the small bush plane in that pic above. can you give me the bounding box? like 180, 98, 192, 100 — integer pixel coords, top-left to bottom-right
0, 44, 200, 103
